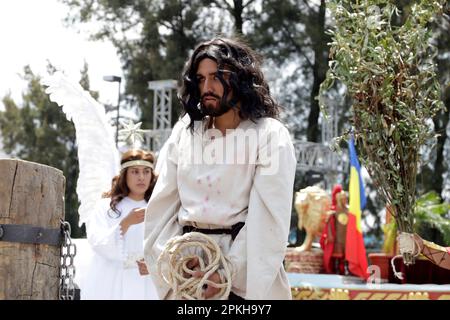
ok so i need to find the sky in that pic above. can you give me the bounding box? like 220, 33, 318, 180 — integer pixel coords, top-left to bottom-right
0, 0, 123, 110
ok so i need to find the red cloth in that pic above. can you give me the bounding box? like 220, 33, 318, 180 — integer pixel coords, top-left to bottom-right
320, 214, 336, 274
320, 184, 343, 274
345, 213, 369, 279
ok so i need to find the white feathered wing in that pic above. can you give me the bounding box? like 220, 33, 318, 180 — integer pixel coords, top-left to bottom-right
42, 71, 120, 227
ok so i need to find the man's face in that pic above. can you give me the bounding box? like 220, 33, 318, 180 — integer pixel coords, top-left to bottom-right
196, 58, 232, 117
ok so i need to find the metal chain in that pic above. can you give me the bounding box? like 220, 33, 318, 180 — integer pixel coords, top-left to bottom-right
59, 220, 77, 300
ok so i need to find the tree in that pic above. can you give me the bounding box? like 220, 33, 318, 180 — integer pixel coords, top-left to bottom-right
201, 0, 258, 35
0, 63, 98, 238
251, 0, 332, 142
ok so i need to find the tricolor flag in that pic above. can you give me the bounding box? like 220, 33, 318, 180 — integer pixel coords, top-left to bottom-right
346, 137, 369, 279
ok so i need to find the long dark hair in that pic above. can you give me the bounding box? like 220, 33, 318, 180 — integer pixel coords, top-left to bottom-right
179, 37, 280, 131
102, 149, 157, 217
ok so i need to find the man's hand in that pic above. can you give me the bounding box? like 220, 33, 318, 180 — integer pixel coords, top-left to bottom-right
120, 208, 146, 235
193, 271, 222, 299
184, 257, 223, 299
183, 257, 200, 277
137, 258, 149, 276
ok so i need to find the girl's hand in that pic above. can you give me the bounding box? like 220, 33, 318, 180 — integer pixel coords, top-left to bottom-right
120, 207, 146, 235
137, 258, 149, 276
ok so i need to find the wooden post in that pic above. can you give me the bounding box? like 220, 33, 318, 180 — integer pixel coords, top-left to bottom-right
0, 159, 65, 299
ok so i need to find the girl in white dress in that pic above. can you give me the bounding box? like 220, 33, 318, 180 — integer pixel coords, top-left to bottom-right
42, 72, 159, 300
82, 149, 159, 300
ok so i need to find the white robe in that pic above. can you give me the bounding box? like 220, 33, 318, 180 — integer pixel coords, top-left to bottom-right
144, 115, 297, 299
81, 197, 158, 300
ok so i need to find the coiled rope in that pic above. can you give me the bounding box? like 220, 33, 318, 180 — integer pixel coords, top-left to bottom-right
157, 232, 232, 300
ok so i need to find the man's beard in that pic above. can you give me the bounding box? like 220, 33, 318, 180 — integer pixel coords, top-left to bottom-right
199, 93, 233, 117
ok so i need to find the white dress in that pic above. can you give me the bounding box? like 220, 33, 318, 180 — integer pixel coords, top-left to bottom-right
42, 72, 157, 299
144, 115, 297, 299
81, 196, 158, 300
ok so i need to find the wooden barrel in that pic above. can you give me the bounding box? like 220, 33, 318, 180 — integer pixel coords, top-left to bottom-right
0, 159, 65, 299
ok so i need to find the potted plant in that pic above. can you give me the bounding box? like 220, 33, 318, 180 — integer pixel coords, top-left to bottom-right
319, 0, 446, 266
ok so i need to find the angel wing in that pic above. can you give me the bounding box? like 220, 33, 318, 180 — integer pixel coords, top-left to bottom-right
42, 71, 120, 227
